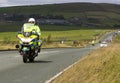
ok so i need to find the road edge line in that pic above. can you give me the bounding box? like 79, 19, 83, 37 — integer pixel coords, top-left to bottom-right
45, 55, 88, 83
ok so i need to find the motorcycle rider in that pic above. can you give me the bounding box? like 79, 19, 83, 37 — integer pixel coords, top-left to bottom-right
21, 18, 42, 53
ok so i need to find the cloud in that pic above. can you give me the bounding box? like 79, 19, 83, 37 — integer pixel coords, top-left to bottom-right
0, 0, 120, 7
0, 0, 10, 7
0, 0, 7, 3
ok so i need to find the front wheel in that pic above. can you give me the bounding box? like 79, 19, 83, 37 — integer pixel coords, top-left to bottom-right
23, 55, 27, 63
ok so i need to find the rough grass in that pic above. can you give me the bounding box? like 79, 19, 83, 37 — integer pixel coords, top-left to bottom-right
52, 43, 120, 83
0, 43, 16, 50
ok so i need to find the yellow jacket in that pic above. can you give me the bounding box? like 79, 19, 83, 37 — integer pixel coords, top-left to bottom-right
22, 23, 41, 36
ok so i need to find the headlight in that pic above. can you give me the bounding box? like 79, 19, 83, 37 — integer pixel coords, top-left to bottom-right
21, 38, 33, 43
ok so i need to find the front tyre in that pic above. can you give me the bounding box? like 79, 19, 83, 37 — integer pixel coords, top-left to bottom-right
23, 55, 27, 63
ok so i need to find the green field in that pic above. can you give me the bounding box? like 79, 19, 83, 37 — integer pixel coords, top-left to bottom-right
0, 23, 110, 43
0, 30, 106, 42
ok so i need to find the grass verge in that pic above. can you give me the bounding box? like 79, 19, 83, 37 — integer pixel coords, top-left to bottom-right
0, 43, 16, 50
52, 43, 120, 83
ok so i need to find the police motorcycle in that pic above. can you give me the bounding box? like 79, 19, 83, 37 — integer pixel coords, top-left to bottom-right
16, 31, 42, 63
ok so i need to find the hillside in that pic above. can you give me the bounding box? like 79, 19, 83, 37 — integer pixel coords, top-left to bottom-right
0, 3, 120, 14
0, 3, 120, 28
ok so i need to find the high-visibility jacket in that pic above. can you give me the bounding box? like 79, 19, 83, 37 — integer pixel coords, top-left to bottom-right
22, 23, 41, 36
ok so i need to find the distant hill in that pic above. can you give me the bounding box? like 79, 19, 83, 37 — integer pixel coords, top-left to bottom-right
0, 3, 120, 14
0, 2, 120, 28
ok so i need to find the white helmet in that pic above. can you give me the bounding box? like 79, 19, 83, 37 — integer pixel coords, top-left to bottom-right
28, 18, 35, 23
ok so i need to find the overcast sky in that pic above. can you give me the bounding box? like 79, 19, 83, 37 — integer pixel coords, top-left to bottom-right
0, 0, 120, 7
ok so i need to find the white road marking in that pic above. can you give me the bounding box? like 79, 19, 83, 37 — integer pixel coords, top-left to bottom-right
45, 55, 87, 83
